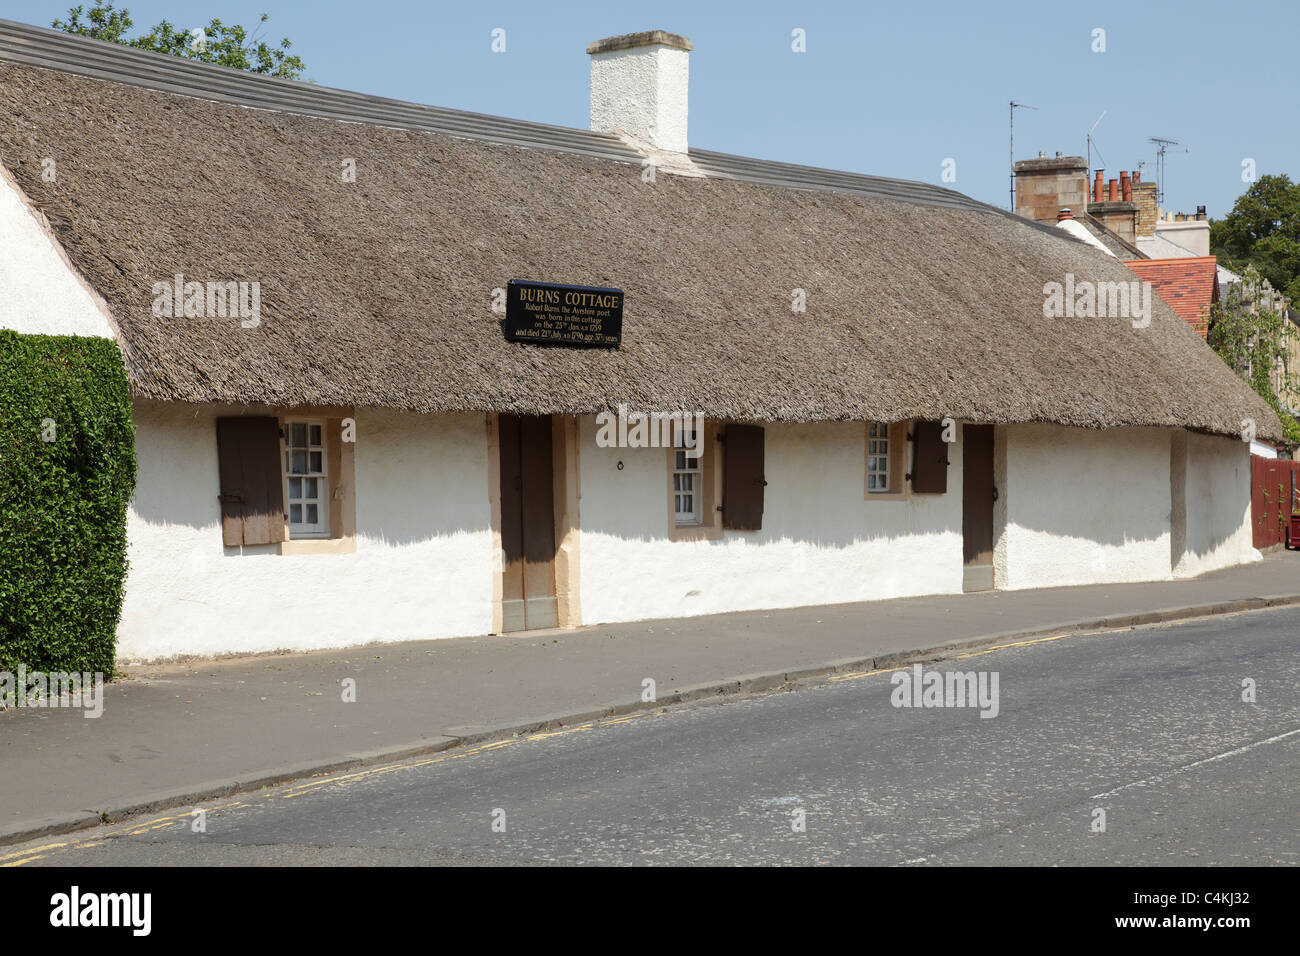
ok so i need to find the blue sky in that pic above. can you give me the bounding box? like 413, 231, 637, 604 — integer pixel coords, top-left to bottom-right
8, 0, 1297, 217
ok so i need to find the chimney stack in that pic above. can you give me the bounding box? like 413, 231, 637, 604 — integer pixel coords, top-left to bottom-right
1088, 168, 1139, 244
588, 31, 693, 153
1011, 153, 1088, 223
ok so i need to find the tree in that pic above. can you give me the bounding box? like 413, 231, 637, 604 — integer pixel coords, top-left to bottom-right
1210, 174, 1300, 305
53, 1, 305, 80
1206, 265, 1300, 446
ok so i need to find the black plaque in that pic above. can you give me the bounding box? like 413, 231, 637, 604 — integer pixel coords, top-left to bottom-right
503, 280, 623, 348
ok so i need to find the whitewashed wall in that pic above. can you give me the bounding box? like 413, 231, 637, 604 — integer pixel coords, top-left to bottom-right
0, 172, 116, 338
997, 424, 1173, 589
577, 418, 965, 623
1175, 431, 1258, 577
118, 402, 495, 660
115, 406, 1266, 658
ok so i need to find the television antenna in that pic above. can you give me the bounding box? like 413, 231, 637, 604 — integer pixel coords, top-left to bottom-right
1010, 100, 1038, 211
1086, 111, 1107, 189
1149, 136, 1186, 206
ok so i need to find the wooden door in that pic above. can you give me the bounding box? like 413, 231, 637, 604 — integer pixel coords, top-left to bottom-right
499, 414, 558, 631
962, 424, 995, 592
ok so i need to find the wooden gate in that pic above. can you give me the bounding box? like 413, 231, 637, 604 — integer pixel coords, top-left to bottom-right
1250, 456, 1300, 549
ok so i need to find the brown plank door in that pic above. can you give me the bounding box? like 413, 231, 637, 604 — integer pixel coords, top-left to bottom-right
216, 416, 286, 547
499, 414, 559, 631
962, 424, 995, 592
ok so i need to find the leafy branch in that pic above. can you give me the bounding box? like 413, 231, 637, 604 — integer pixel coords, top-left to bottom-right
54, 2, 305, 79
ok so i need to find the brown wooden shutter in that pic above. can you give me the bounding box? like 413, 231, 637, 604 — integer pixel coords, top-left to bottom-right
216, 416, 286, 546
723, 424, 765, 530
908, 420, 950, 494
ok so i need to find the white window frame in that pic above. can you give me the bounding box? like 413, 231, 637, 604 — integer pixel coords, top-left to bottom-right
673, 427, 703, 526
867, 422, 891, 493
284, 419, 329, 539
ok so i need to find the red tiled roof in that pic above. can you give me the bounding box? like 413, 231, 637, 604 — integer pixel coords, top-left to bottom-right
1124, 256, 1219, 339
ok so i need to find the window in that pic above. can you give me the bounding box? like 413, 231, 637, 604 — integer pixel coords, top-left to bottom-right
673, 428, 703, 525
867, 422, 891, 492
285, 420, 329, 538
666, 419, 723, 540
865, 420, 909, 501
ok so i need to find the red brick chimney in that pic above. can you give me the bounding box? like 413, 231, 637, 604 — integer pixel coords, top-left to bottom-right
1087, 168, 1139, 243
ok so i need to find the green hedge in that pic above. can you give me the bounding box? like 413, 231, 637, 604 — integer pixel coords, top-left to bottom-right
0, 331, 136, 676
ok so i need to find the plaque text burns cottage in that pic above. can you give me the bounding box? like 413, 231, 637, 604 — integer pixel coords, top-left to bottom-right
504, 280, 623, 347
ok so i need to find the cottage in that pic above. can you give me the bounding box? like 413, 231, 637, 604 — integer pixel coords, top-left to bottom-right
0, 22, 1282, 660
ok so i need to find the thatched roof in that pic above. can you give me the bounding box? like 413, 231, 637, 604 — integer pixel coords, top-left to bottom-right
0, 26, 1282, 440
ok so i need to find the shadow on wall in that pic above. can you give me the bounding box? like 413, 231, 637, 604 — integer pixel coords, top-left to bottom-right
128, 400, 490, 546
1003, 426, 1251, 573
578, 418, 962, 556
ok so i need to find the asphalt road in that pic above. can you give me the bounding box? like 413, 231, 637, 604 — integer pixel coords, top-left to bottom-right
7, 607, 1298, 866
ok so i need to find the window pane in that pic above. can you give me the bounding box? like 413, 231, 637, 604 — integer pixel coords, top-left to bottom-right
289, 477, 302, 499
310, 451, 323, 473
291, 450, 307, 474
290, 503, 302, 524
309, 424, 322, 446
306, 503, 318, 524
304, 477, 317, 499
675, 450, 685, 469
290, 423, 306, 447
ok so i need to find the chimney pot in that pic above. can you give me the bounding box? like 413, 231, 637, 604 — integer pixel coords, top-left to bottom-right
1120, 171, 1132, 201
1038, 150, 1046, 158
1093, 170, 1105, 204
1055, 151, 1063, 158
1057, 208, 1074, 221
1108, 178, 1118, 202
1196, 204, 1207, 220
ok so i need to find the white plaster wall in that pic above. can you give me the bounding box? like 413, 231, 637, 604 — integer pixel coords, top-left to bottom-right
1175, 431, 1258, 577
118, 402, 494, 660
999, 424, 1173, 589
0, 171, 117, 338
589, 45, 689, 152
577, 418, 964, 623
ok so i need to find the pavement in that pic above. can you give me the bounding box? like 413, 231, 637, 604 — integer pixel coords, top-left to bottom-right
2, 551, 1298, 847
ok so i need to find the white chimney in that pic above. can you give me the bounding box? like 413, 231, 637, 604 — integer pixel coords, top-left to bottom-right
587, 31, 692, 154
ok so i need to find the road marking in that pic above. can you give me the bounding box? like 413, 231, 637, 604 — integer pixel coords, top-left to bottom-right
0, 841, 69, 864
829, 632, 1086, 683
1091, 726, 1300, 799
